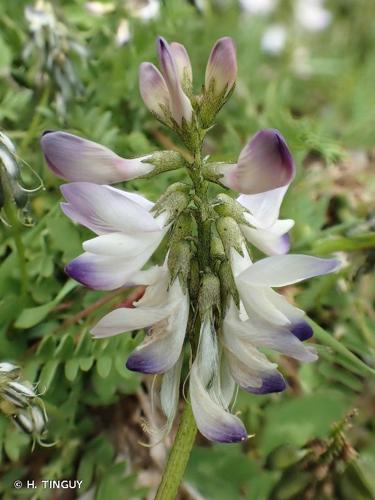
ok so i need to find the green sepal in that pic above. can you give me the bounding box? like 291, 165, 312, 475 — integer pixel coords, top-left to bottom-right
198, 273, 221, 319
152, 183, 190, 224
213, 193, 249, 225
139, 151, 188, 179
168, 240, 192, 291
219, 260, 240, 310
216, 216, 245, 258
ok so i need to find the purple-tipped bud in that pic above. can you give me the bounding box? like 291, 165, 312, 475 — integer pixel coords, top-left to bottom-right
41, 131, 154, 184
170, 42, 193, 91
156, 37, 192, 124
219, 129, 295, 195
205, 37, 237, 97
139, 62, 170, 119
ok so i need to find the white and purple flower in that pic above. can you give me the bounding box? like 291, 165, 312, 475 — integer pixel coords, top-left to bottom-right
91, 265, 189, 374
41, 131, 155, 183
60, 182, 168, 290
217, 129, 295, 195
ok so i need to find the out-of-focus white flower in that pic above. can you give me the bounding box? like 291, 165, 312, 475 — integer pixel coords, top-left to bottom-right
239, 0, 278, 15
85, 2, 115, 15
25, 0, 56, 31
295, 0, 331, 32
261, 25, 287, 55
116, 19, 131, 46
127, 0, 160, 21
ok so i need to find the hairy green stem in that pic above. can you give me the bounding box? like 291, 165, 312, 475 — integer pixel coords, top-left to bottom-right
0, 164, 28, 301
155, 402, 197, 500
155, 137, 211, 498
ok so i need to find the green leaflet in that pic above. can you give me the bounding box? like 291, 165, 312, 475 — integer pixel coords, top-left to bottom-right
308, 318, 375, 377
15, 280, 77, 329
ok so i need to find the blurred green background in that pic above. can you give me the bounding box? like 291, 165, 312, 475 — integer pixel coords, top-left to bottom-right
0, 0, 374, 498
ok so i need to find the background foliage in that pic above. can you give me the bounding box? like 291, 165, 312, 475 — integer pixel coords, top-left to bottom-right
0, 0, 374, 498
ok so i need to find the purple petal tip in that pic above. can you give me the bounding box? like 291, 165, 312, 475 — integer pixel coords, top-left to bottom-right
126, 353, 161, 374
65, 260, 91, 287
290, 321, 313, 341
248, 373, 287, 395
214, 426, 248, 444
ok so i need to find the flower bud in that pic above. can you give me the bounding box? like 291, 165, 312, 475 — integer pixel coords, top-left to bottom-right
139, 62, 171, 123
168, 240, 192, 288
213, 193, 248, 225
216, 216, 245, 257
157, 37, 193, 125
14, 405, 47, 437
198, 273, 221, 318
170, 42, 193, 95
205, 37, 237, 98
199, 37, 237, 127
152, 182, 190, 223
144, 150, 187, 177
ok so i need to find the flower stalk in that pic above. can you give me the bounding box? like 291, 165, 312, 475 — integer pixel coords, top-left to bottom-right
155, 402, 197, 500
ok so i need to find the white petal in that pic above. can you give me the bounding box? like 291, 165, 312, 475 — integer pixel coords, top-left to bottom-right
237, 185, 289, 228
41, 131, 153, 183
225, 349, 286, 394
126, 281, 189, 373
83, 231, 163, 257
170, 42, 192, 86
237, 280, 289, 325
224, 302, 317, 362
66, 243, 159, 290
91, 273, 183, 340
190, 321, 247, 443
157, 37, 192, 124
240, 219, 294, 255
60, 182, 161, 235
150, 354, 183, 441
91, 302, 172, 338
139, 62, 171, 118
238, 254, 341, 287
